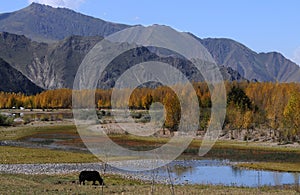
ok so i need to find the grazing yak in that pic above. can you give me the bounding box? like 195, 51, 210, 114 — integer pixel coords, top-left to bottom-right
79, 171, 104, 185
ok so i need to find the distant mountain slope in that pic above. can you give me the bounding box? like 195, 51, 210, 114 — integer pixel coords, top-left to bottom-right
0, 32, 244, 90
198, 38, 300, 82
257, 52, 300, 82
0, 3, 130, 42
0, 58, 43, 94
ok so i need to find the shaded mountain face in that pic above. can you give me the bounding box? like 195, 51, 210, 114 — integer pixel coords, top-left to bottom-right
0, 58, 43, 94
0, 3, 130, 42
198, 38, 300, 82
0, 32, 244, 90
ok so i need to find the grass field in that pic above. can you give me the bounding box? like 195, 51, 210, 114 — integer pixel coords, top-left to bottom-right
236, 162, 300, 172
1, 123, 300, 194
1, 123, 300, 170
0, 123, 77, 141
0, 173, 299, 195
0, 146, 98, 164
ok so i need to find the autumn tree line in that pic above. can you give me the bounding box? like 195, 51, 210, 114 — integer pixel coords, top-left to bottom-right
0, 82, 299, 142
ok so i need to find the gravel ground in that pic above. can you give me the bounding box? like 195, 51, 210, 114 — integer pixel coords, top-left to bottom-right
0, 162, 173, 184
0, 160, 230, 185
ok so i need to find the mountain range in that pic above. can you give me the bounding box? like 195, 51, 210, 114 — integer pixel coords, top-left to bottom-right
0, 3, 299, 94
0, 32, 244, 90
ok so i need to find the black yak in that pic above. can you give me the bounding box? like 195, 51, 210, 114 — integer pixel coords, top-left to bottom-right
79, 171, 104, 185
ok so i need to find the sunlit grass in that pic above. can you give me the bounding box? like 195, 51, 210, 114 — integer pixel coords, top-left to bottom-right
0, 173, 299, 195
236, 162, 300, 172
0, 146, 98, 164
0, 124, 78, 141
1, 123, 300, 169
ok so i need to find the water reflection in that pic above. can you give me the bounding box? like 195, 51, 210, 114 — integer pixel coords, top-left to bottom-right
231, 166, 243, 177
273, 172, 283, 186
149, 160, 300, 187
170, 165, 195, 177
292, 173, 299, 191
23, 112, 73, 121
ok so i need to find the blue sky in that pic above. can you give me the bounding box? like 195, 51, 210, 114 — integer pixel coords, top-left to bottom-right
1, 0, 300, 65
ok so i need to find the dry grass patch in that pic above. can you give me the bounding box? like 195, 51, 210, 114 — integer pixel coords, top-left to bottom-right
0, 173, 299, 195
0, 146, 98, 164
237, 162, 300, 172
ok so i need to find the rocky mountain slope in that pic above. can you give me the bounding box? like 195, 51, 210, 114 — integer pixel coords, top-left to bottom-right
0, 32, 244, 90
257, 52, 300, 82
0, 32, 102, 89
0, 58, 43, 94
197, 37, 300, 82
0, 3, 130, 42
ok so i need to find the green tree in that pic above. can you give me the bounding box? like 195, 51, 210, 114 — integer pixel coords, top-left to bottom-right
0, 114, 14, 126
227, 86, 252, 111
226, 86, 253, 139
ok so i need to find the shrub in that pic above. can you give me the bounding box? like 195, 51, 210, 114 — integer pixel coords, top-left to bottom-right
0, 114, 14, 126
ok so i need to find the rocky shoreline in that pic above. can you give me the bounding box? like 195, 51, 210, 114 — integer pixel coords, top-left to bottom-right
0, 162, 165, 184
0, 160, 230, 185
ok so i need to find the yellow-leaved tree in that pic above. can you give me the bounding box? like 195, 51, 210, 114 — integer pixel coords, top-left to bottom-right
283, 91, 300, 142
